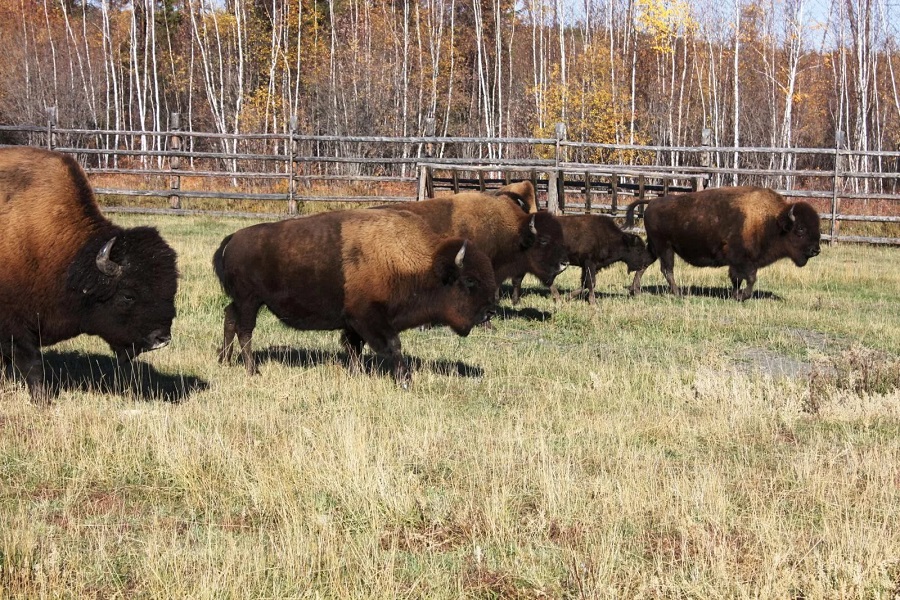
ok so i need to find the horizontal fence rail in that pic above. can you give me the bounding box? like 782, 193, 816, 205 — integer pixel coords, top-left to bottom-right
1, 117, 898, 245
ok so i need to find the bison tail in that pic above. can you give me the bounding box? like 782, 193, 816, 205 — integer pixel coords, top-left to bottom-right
212, 234, 235, 296
624, 200, 651, 229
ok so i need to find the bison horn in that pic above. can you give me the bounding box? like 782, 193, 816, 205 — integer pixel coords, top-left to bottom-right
95, 237, 123, 278
529, 214, 538, 235
455, 240, 467, 268
788, 204, 796, 224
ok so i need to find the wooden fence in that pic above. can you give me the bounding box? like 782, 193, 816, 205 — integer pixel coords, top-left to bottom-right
1, 115, 898, 245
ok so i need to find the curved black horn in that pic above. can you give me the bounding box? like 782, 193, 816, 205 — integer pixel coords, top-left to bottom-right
95, 237, 123, 278
455, 240, 467, 268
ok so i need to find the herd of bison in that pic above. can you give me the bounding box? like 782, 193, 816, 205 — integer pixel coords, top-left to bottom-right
1, 147, 822, 403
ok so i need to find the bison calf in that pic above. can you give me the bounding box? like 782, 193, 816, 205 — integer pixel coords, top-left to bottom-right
0, 147, 178, 403
213, 209, 498, 387
625, 186, 821, 300
509, 214, 653, 304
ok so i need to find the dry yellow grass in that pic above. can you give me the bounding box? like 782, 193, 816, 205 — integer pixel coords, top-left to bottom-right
1, 213, 899, 598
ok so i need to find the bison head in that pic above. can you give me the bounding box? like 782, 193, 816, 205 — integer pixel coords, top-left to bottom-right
520, 212, 568, 286
621, 233, 655, 272
67, 226, 178, 361
777, 202, 821, 266
433, 238, 497, 335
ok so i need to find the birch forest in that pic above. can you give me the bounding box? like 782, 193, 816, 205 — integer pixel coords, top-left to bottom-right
0, 0, 898, 161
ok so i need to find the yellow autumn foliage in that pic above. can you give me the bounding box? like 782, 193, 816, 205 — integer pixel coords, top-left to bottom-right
532, 47, 650, 164
635, 0, 696, 54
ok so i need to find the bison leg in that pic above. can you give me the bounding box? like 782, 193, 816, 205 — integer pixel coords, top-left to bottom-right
7, 339, 50, 404
729, 267, 757, 301
550, 283, 563, 302
658, 247, 681, 297
341, 328, 366, 374
219, 303, 239, 365
346, 316, 409, 388
225, 300, 262, 375
510, 274, 525, 305
629, 267, 646, 296
582, 263, 598, 305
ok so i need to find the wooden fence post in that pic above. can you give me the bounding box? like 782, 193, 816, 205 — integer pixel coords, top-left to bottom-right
417, 117, 435, 200
288, 115, 298, 215
830, 130, 845, 245
168, 112, 182, 210
46, 106, 57, 150
700, 127, 711, 187
610, 175, 619, 215
425, 117, 435, 198
584, 173, 592, 213
555, 123, 566, 213
547, 170, 560, 214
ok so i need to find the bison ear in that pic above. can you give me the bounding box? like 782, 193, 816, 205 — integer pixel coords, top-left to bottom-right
520, 215, 537, 249
434, 241, 465, 285
626, 233, 642, 247
777, 205, 796, 233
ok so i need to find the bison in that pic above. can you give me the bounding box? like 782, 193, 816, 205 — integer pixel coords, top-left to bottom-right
509, 214, 654, 305
0, 146, 178, 402
213, 208, 498, 387
377, 181, 568, 289
624, 186, 821, 300
490, 180, 538, 214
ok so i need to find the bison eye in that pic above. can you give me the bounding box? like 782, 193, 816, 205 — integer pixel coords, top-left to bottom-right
538, 237, 549, 247
116, 291, 136, 308
795, 227, 807, 236
462, 277, 477, 290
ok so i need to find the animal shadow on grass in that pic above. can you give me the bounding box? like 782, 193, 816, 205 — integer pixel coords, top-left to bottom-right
494, 306, 554, 322
499, 282, 554, 302
24, 351, 208, 403
637, 285, 783, 301
257, 345, 485, 379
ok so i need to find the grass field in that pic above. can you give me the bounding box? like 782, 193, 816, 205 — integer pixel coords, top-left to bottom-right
2, 213, 899, 598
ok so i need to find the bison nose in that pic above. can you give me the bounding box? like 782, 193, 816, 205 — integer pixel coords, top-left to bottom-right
808, 246, 821, 257
481, 306, 497, 324
145, 329, 171, 351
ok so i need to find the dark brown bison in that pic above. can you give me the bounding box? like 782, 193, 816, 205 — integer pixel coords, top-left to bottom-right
624, 186, 821, 300
509, 214, 654, 305
0, 147, 178, 402
213, 208, 498, 387
378, 182, 568, 288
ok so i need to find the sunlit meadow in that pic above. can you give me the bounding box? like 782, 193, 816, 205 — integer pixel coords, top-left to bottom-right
2, 213, 899, 598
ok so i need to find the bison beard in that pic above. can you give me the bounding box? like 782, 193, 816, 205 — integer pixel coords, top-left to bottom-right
624, 186, 822, 300
0, 146, 179, 403
213, 209, 498, 387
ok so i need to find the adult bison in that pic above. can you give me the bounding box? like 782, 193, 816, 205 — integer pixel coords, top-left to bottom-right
490, 180, 538, 214
213, 208, 497, 387
377, 182, 567, 288
509, 214, 654, 305
624, 186, 821, 300
0, 146, 178, 402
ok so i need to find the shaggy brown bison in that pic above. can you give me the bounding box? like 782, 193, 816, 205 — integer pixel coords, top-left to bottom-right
213, 208, 498, 387
624, 186, 821, 300
0, 147, 178, 402
509, 214, 654, 305
378, 182, 568, 288
491, 180, 538, 214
